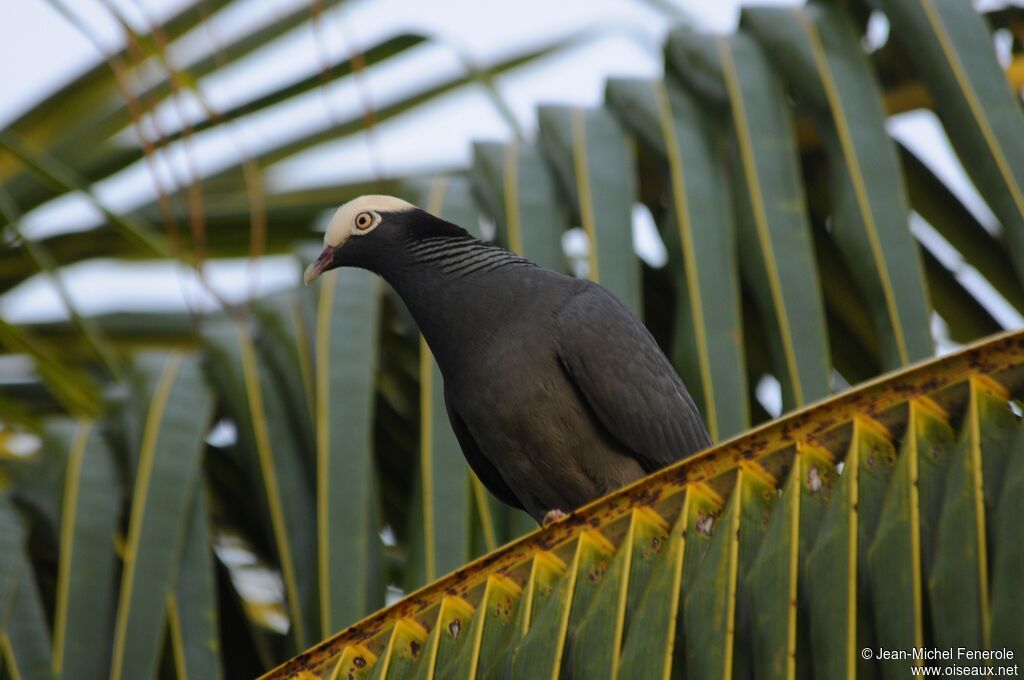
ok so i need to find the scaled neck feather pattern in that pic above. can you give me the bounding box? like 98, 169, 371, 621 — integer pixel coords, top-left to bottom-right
404, 234, 534, 278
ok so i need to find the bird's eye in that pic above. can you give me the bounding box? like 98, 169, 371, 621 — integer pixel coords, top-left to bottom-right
354, 211, 375, 231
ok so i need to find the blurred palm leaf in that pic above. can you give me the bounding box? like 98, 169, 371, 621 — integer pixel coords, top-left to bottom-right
0, 0, 1023, 677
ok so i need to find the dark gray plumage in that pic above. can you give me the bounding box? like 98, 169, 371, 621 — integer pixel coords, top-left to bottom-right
305, 195, 711, 524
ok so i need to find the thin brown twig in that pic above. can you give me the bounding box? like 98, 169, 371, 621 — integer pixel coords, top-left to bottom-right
102, 7, 223, 322
109, 1, 210, 283
311, 0, 385, 185
112, 0, 263, 319
43, 1, 180, 251
125, 0, 277, 308
43, 0, 213, 325
193, 0, 270, 303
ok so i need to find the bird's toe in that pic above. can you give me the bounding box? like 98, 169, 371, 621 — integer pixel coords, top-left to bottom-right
541, 509, 567, 526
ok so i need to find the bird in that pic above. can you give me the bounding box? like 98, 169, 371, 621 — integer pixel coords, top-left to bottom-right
304, 195, 711, 525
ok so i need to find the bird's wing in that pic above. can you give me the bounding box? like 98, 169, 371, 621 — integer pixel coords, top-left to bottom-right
555, 285, 711, 472
443, 387, 525, 511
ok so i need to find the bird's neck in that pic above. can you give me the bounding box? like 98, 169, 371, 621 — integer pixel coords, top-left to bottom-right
376, 235, 535, 373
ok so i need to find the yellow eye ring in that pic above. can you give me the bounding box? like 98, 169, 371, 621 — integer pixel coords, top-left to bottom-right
354, 211, 374, 231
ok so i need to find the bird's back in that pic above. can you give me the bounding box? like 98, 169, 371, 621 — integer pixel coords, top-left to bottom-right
552, 282, 712, 471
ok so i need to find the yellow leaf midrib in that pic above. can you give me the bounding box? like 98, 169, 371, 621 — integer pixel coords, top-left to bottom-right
716, 36, 805, 407
797, 8, 911, 366
918, 0, 1024, 229
653, 80, 719, 441
238, 321, 306, 648
110, 352, 185, 680
52, 420, 92, 675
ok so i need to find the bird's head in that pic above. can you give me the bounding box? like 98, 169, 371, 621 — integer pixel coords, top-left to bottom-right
303, 194, 421, 285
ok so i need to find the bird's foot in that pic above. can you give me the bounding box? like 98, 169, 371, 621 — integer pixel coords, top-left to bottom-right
542, 509, 567, 526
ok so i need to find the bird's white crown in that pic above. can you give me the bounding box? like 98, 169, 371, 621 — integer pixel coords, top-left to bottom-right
324, 194, 417, 247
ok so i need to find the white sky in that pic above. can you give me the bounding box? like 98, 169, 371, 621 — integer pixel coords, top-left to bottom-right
0, 0, 1020, 336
